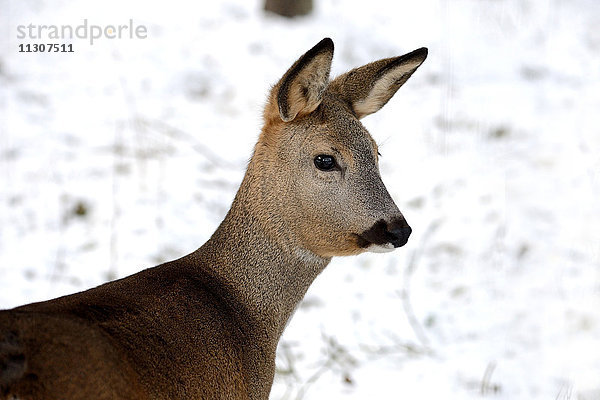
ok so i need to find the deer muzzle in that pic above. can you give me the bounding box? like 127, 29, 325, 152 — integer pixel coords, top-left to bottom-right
357, 217, 412, 252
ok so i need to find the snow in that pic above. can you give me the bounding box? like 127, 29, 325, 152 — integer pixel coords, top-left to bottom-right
1, 0, 599, 398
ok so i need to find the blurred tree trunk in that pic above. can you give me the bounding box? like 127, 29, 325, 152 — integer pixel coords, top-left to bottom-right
264, 0, 313, 17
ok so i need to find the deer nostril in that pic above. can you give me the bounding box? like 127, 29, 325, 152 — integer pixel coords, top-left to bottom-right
401, 225, 412, 240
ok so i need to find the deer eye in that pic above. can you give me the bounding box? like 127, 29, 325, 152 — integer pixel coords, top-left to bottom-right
314, 154, 336, 171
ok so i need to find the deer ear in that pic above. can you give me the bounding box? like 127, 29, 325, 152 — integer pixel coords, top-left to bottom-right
269, 38, 334, 122
329, 47, 427, 119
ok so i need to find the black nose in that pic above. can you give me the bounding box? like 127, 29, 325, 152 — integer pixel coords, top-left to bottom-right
357, 218, 412, 249
387, 223, 412, 248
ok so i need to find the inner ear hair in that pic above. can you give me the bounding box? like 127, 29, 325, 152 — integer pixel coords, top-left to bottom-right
330, 47, 428, 119
276, 38, 334, 122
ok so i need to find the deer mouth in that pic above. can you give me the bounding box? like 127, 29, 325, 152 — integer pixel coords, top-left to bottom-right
365, 242, 396, 253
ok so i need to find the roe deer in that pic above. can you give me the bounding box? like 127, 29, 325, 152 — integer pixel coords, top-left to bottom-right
0, 38, 427, 400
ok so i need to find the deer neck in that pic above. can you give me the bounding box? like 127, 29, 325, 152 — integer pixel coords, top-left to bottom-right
194, 149, 331, 343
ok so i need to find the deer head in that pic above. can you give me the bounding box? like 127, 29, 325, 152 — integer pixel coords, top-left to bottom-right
246, 38, 427, 258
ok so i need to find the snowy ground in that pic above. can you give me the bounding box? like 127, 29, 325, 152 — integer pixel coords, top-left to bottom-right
1, 0, 599, 399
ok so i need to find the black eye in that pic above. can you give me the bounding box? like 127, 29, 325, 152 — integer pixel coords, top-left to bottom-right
314, 154, 336, 171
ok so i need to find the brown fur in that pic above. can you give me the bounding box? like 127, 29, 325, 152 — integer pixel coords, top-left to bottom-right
0, 38, 427, 400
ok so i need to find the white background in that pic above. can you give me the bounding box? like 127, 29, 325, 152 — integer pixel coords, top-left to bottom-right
1, 0, 599, 398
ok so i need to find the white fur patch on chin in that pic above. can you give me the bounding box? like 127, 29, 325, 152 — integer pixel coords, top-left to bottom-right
367, 243, 396, 253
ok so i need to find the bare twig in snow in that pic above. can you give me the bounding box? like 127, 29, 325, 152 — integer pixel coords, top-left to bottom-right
139, 118, 240, 169
480, 361, 500, 396
294, 334, 357, 400
554, 382, 573, 400
399, 219, 441, 352
107, 121, 124, 282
